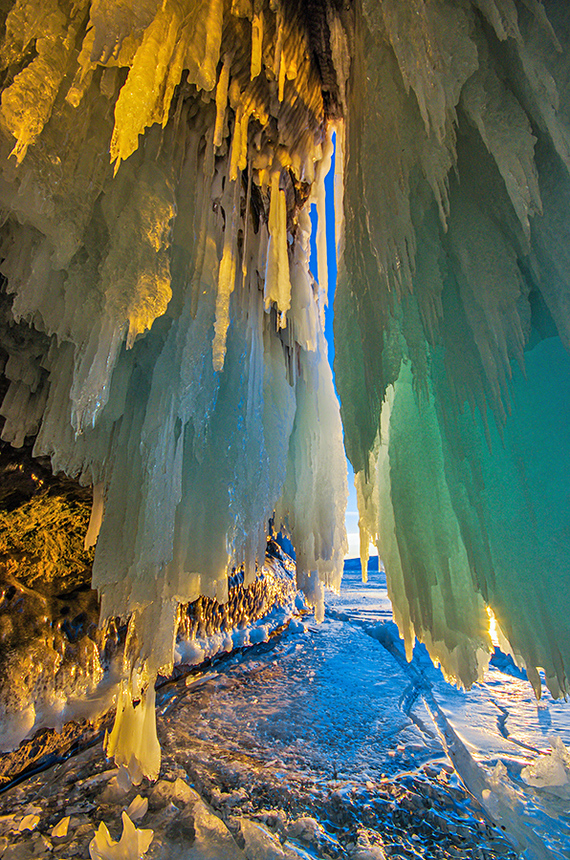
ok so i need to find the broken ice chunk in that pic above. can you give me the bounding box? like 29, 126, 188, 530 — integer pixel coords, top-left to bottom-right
521, 737, 570, 798
125, 795, 148, 822
51, 816, 70, 838
18, 814, 39, 832
89, 811, 153, 860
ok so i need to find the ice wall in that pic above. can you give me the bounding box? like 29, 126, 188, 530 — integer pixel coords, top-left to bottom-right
0, 0, 348, 778
336, 0, 570, 695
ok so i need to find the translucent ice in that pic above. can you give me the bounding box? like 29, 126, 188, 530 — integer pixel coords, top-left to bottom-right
2, 0, 570, 784
89, 811, 153, 860
336, 0, 570, 696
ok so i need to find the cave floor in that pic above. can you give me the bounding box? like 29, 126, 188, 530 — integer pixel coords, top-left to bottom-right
0, 566, 569, 859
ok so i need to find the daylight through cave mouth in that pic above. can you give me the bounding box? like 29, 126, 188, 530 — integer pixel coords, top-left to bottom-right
0, 0, 570, 783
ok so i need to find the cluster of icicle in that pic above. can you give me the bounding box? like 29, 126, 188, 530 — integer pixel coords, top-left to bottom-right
336, 0, 570, 696
0, 0, 348, 779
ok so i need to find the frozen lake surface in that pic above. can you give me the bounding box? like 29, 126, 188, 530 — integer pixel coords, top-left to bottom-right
0, 560, 569, 859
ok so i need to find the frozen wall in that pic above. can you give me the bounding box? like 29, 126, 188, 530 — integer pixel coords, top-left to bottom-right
336, 0, 570, 696
0, 0, 348, 778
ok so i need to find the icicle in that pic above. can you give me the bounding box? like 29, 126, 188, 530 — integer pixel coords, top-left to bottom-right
264, 170, 291, 324
229, 102, 244, 182
110, 1, 182, 172
213, 178, 241, 371
231, 0, 253, 18
65, 30, 97, 109
251, 10, 263, 79
273, 6, 285, 101
242, 157, 252, 281
313, 128, 334, 329
214, 55, 231, 149
184, 0, 225, 92
192, 127, 216, 316
238, 108, 251, 174
1, 6, 83, 163
104, 678, 161, 784
355, 462, 379, 586
333, 120, 345, 260
84, 482, 105, 549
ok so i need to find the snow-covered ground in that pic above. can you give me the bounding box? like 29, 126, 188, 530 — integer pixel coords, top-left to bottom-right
0, 559, 569, 859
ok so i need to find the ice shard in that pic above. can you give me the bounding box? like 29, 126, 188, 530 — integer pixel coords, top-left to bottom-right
0, 0, 570, 779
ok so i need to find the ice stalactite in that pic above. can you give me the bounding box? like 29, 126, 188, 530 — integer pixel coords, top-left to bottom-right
0, 0, 349, 780
336, 0, 570, 694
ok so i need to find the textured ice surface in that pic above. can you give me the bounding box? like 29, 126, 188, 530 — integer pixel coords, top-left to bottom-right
0, 565, 534, 859
336, 0, 570, 698
2, 0, 570, 785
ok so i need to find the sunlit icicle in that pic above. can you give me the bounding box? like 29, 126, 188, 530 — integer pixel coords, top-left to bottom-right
265, 170, 291, 325
2, 6, 83, 163
229, 99, 245, 181
273, 5, 285, 101
109, 1, 182, 173
213, 54, 231, 149
333, 120, 345, 259
313, 127, 334, 329
251, 10, 263, 79
238, 107, 251, 173
213, 178, 241, 371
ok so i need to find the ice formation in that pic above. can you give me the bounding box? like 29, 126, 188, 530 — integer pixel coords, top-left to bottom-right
0, 0, 348, 779
89, 811, 153, 860
1, 0, 570, 782
335, 0, 570, 697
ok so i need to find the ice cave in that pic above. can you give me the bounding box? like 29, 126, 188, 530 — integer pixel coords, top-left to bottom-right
0, 0, 570, 857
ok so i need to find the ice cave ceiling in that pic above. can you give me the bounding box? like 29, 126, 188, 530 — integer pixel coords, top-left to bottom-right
0, 0, 569, 779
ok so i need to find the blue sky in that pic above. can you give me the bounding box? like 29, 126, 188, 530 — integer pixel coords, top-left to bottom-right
308, 137, 375, 560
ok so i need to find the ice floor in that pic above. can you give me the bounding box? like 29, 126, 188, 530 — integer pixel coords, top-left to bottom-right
1, 561, 569, 859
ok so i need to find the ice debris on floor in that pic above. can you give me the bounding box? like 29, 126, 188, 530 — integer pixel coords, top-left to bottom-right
521, 737, 570, 798
89, 812, 153, 860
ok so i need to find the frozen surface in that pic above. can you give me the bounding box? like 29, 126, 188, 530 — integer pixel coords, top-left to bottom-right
331, 561, 570, 859
3, 561, 568, 859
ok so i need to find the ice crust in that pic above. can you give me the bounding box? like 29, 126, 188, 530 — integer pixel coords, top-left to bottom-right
335, 0, 570, 698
